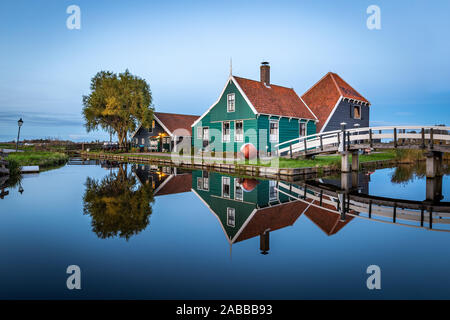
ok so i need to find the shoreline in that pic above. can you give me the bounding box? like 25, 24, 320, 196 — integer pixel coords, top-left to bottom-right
80, 151, 412, 180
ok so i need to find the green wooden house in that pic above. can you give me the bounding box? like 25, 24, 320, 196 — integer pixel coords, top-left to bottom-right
190, 170, 308, 253
191, 62, 318, 155
191, 170, 355, 253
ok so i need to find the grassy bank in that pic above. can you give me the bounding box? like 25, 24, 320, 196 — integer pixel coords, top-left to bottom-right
6, 151, 68, 174
243, 150, 397, 169
84, 150, 399, 169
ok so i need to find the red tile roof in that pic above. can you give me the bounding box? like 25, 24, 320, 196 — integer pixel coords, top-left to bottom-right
301, 72, 370, 132
235, 200, 309, 243
304, 200, 354, 236
155, 174, 192, 196
233, 76, 317, 120
154, 112, 199, 135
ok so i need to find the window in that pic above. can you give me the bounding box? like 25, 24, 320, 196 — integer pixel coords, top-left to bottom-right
197, 126, 203, 139
197, 171, 209, 191
269, 120, 279, 142
227, 93, 235, 112
135, 138, 138, 144
299, 122, 306, 137
141, 138, 145, 145
222, 122, 230, 142
227, 208, 235, 227
202, 171, 209, 190
234, 178, 243, 201
202, 127, 209, 140
149, 120, 154, 133
235, 121, 243, 142
269, 180, 278, 201
353, 105, 361, 119
222, 176, 230, 198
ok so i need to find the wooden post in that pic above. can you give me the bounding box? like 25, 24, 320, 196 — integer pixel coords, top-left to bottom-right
393, 128, 397, 148
420, 208, 424, 227
429, 210, 433, 229
421, 128, 425, 149
346, 131, 350, 150
320, 135, 323, 151
429, 128, 434, 150
289, 144, 292, 159
319, 190, 323, 206
304, 138, 307, 156
368, 200, 372, 218
369, 129, 373, 148
393, 204, 397, 223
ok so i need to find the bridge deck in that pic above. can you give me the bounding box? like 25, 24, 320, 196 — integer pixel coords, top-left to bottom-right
277, 126, 450, 158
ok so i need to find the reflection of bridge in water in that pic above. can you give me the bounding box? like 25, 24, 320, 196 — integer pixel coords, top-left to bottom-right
277, 172, 448, 232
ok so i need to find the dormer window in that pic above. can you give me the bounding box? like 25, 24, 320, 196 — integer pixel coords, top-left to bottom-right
227, 93, 235, 112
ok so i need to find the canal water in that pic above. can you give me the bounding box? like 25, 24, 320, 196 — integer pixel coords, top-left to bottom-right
0, 160, 449, 299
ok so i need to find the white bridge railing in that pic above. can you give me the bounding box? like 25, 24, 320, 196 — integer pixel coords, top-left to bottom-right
276, 182, 450, 232
276, 126, 450, 157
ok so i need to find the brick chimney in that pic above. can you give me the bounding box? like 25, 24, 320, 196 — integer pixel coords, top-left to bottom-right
260, 61, 270, 85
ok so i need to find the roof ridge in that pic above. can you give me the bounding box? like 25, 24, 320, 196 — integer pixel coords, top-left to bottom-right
329, 72, 344, 97
301, 72, 336, 98
155, 111, 199, 117
330, 72, 369, 104
233, 75, 296, 91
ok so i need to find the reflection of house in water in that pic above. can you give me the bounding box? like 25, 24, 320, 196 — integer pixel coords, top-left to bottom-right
303, 201, 354, 236
133, 164, 192, 196
191, 170, 355, 254
100, 160, 121, 170
0, 175, 9, 199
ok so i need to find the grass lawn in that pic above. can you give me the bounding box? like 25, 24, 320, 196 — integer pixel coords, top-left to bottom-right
6, 151, 68, 168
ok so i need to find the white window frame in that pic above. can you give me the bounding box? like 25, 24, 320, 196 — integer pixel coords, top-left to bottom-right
269, 120, 279, 143
222, 121, 231, 142
299, 122, 306, 137
135, 138, 138, 144
235, 120, 243, 142
222, 176, 231, 198
269, 180, 278, 202
234, 178, 243, 201
202, 171, 209, 191
227, 207, 235, 227
353, 105, 361, 119
141, 138, 145, 145
227, 93, 235, 112
197, 177, 203, 190
202, 127, 209, 142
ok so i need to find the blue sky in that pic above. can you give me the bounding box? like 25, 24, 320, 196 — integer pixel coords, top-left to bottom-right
0, 0, 449, 141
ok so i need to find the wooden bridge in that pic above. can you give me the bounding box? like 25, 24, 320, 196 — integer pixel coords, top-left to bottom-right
276, 174, 450, 233
275, 125, 450, 175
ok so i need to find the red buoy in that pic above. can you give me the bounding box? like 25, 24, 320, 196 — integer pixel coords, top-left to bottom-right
240, 143, 257, 160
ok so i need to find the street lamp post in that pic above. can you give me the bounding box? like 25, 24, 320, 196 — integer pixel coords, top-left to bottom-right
16, 118, 24, 152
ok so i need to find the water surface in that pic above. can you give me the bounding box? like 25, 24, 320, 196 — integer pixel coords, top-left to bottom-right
0, 161, 449, 299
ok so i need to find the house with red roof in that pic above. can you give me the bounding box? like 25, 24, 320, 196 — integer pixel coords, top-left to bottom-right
192, 62, 318, 154
301, 72, 370, 133
131, 112, 199, 152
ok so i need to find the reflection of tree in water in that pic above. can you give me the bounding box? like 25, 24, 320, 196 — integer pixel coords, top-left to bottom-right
83, 164, 154, 240
390, 164, 425, 185
391, 162, 449, 185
